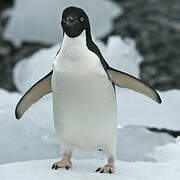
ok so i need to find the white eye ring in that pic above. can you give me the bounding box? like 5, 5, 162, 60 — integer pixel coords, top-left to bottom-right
63, 18, 67, 23
80, 17, 84, 22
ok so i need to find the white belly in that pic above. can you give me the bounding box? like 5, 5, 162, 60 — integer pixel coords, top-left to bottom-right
52, 32, 117, 152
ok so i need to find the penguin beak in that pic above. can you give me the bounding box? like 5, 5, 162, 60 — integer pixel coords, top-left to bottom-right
66, 16, 76, 26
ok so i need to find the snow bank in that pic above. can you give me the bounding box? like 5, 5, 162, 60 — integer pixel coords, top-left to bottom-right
1, 158, 180, 180
4, 0, 121, 45
116, 89, 180, 130
150, 137, 180, 162
0, 90, 59, 165
2, 138, 180, 179
116, 125, 174, 162
13, 45, 58, 93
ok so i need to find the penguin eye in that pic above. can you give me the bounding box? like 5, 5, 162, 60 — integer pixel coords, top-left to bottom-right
80, 17, 84, 22
63, 18, 67, 23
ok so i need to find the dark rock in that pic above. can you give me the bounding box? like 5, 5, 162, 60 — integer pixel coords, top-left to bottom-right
148, 127, 180, 138
0, 0, 52, 92
0, 0, 14, 35
0, 41, 51, 91
103, 0, 180, 91
0, 0, 14, 12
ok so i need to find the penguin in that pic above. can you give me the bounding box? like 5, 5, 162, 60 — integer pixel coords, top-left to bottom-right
15, 6, 161, 174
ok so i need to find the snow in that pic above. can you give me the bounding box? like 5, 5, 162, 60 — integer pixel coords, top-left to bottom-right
116, 125, 174, 162
116, 89, 180, 130
0, 90, 59, 165
2, 137, 180, 179
1, 157, 180, 180
13, 45, 58, 93
149, 137, 180, 162
104, 36, 142, 76
4, 0, 121, 46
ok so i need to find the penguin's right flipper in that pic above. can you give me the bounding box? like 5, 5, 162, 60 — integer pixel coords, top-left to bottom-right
107, 68, 161, 104
15, 71, 53, 119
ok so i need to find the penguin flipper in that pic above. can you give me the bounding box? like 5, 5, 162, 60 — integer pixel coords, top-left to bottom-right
15, 71, 53, 119
107, 68, 161, 104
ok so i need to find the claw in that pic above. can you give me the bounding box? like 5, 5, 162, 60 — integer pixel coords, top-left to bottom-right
100, 169, 104, 173
55, 165, 58, 170
52, 159, 72, 171
95, 167, 101, 172
95, 165, 115, 174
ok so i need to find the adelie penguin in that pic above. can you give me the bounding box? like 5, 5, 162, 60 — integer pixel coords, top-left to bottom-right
15, 6, 162, 174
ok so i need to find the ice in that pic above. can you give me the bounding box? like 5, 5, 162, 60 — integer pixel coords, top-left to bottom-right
104, 36, 142, 77
116, 89, 180, 130
2, 136, 180, 179
70, 125, 174, 162
0, 90, 59, 165
149, 137, 180, 162
13, 45, 59, 92
4, 0, 121, 46
13, 36, 142, 93
1, 158, 180, 180
116, 125, 174, 162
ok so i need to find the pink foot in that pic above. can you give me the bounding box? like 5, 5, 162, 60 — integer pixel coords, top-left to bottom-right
96, 157, 115, 174
52, 159, 72, 170
95, 164, 115, 174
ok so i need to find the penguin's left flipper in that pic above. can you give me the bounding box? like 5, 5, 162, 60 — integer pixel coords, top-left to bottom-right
15, 71, 53, 119
107, 68, 162, 104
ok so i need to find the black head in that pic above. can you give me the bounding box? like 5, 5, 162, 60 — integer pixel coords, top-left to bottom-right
61, 6, 90, 38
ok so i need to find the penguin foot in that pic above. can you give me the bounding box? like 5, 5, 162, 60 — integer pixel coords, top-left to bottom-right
95, 164, 115, 174
51, 159, 72, 170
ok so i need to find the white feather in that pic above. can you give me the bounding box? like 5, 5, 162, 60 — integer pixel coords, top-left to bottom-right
52, 31, 117, 157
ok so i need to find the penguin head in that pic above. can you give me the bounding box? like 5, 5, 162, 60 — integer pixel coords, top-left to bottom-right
61, 6, 90, 38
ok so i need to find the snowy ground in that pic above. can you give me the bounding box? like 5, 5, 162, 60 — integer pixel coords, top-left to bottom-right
0, 138, 180, 180
4, 0, 121, 45
1, 159, 180, 180
1, 138, 180, 180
